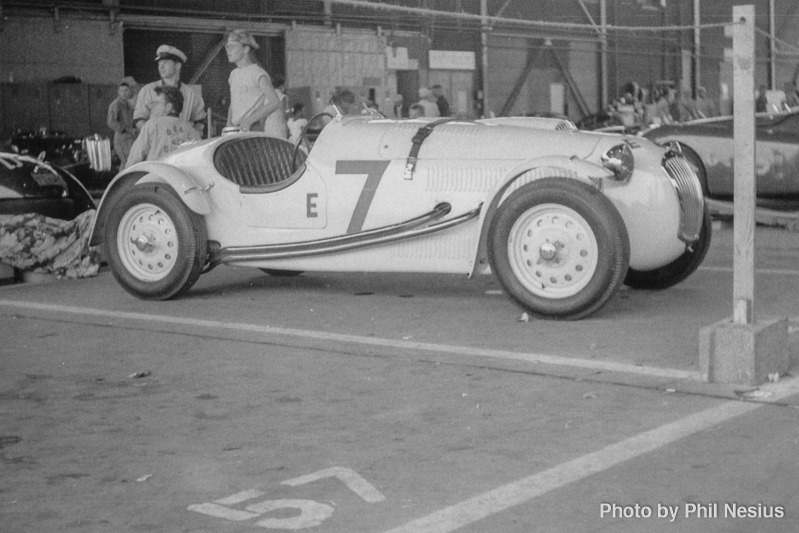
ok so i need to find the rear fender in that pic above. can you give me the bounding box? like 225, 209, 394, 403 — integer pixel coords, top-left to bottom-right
470, 156, 614, 276
89, 162, 211, 245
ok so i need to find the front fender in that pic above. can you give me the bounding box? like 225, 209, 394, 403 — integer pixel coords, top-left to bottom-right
470, 156, 614, 276
131, 162, 212, 215
89, 162, 211, 245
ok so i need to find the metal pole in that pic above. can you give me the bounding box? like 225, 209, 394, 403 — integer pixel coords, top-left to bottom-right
769, 0, 776, 89
600, 0, 608, 108
694, 0, 701, 92
481, 0, 489, 117
732, 4, 756, 325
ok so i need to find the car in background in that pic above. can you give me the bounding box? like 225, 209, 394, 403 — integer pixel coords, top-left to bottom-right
642, 111, 799, 209
0, 151, 95, 220
90, 115, 710, 320
6, 132, 116, 197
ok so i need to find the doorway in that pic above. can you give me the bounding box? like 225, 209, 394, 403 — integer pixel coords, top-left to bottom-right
428, 70, 475, 118
395, 70, 419, 118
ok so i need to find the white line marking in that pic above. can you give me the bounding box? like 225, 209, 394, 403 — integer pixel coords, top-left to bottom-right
380, 376, 799, 533
215, 489, 266, 506
187, 502, 259, 521
699, 265, 799, 276
0, 300, 699, 380
282, 466, 386, 503
248, 500, 335, 529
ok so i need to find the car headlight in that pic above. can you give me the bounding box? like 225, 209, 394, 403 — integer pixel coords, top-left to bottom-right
600, 143, 634, 182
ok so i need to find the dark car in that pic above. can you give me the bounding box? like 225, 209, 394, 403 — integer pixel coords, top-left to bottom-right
0, 152, 95, 220
7, 132, 117, 196
641, 111, 799, 209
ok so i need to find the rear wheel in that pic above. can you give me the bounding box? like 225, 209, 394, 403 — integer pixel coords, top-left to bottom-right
624, 206, 712, 290
487, 179, 630, 320
105, 183, 207, 300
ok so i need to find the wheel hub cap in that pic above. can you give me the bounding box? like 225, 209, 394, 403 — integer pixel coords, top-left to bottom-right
132, 234, 155, 253
539, 242, 559, 261
117, 203, 178, 282
507, 204, 599, 298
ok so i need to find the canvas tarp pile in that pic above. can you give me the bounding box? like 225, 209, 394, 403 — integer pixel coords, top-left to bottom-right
0, 210, 99, 279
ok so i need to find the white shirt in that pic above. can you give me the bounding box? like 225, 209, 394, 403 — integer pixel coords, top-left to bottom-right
229, 64, 287, 138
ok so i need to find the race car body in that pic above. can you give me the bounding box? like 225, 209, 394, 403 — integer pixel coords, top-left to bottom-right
91, 115, 710, 319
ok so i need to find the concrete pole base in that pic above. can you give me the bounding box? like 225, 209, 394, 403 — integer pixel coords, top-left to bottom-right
699, 317, 789, 386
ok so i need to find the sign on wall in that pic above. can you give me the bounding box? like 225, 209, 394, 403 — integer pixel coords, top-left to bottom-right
429, 50, 476, 71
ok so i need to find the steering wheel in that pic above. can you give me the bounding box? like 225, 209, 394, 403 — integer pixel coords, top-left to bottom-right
291, 112, 334, 172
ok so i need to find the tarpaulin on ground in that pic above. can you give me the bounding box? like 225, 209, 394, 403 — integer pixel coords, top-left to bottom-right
0, 210, 99, 278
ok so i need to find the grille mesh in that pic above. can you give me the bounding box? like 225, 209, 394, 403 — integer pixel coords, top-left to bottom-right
213, 137, 305, 188
663, 155, 705, 242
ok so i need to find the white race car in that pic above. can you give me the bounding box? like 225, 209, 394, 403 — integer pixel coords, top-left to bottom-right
90, 114, 710, 320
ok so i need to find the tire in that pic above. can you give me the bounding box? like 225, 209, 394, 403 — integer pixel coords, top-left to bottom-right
259, 268, 303, 277
104, 183, 207, 300
487, 179, 630, 320
624, 206, 712, 290
678, 144, 709, 196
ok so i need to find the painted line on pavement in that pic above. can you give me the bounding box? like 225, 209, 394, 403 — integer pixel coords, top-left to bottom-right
699, 265, 799, 276
380, 376, 799, 533
0, 299, 699, 380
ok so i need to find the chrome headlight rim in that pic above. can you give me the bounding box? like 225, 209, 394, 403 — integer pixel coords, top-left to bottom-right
600, 143, 635, 182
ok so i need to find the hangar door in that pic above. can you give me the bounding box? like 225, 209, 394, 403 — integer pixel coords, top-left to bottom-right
487, 36, 597, 121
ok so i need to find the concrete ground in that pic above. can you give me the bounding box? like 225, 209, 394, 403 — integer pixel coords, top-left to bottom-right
1, 223, 798, 533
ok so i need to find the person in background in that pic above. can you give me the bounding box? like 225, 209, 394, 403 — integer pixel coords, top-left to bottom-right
675, 85, 699, 122
653, 89, 673, 125
695, 86, 716, 118
408, 103, 425, 118
272, 73, 289, 116
225, 29, 287, 138
286, 103, 308, 145
320, 88, 363, 126
756, 85, 768, 113
125, 86, 201, 168
133, 45, 206, 135
416, 87, 440, 118
392, 94, 405, 118
431, 84, 450, 117
121, 76, 141, 108
107, 81, 135, 169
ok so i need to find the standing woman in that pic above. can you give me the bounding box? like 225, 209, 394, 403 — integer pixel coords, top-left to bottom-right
225, 30, 287, 138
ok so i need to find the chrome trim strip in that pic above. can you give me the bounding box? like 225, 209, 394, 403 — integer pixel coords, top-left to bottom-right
210, 203, 482, 266
663, 153, 705, 243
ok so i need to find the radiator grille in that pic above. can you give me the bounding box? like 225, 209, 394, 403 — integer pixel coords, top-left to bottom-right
213, 137, 305, 188
663, 154, 705, 243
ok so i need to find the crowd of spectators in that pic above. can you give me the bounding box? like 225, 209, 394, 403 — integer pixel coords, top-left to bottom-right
593, 77, 799, 132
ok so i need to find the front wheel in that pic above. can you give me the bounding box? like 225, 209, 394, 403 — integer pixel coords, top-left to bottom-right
488, 179, 630, 320
104, 183, 207, 300
624, 206, 712, 290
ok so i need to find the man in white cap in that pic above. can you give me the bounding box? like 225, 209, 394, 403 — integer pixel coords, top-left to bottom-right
133, 44, 206, 135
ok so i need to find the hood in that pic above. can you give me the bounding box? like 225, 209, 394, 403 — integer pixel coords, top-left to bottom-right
321, 118, 607, 162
